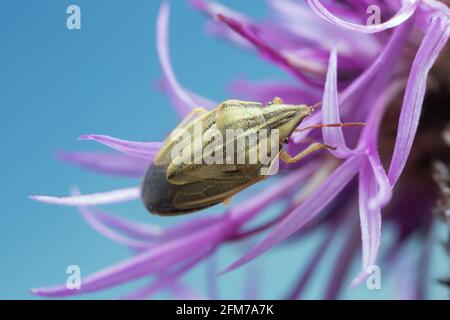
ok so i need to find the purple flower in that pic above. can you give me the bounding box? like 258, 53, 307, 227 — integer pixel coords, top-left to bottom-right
31, 0, 449, 299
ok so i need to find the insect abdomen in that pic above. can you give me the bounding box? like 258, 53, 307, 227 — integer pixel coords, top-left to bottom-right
141, 163, 220, 215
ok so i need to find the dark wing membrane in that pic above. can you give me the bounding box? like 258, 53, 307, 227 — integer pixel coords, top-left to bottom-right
173, 170, 263, 211
141, 163, 264, 216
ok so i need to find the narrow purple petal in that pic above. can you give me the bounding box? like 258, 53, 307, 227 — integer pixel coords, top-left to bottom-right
293, 20, 413, 146
79, 135, 161, 160
70, 188, 153, 249
169, 282, 206, 300
307, 0, 420, 33
30, 187, 140, 206
217, 14, 322, 86
31, 222, 228, 297
359, 80, 406, 148
121, 248, 212, 300
77, 204, 152, 249
388, 16, 450, 186
350, 159, 382, 288
340, 17, 414, 105
157, 2, 215, 117
322, 48, 352, 158
57, 151, 150, 177
269, 0, 380, 59
367, 152, 392, 210
193, 0, 309, 51
229, 79, 320, 105
93, 208, 162, 240
228, 161, 321, 225
223, 156, 362, 273
120, 277, 173, 300
162, 215, 223, 241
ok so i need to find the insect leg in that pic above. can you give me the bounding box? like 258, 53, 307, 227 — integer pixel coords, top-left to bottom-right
280, 143, 336, 164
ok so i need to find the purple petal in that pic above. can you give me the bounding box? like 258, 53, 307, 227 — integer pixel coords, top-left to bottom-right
217, 13, 322, 86
306, 0, 420, 33
75, 201, 153, 250
169, 282, 206, 300
388, 16, 450, 186
367, 152, 392, 210
157, 2, 215, 117
350, 159, 382, 288
30, 187, 140, 206
121, 248, 212, 300
70, 188, 155, 249
322, 48, 352, 158
223, 156, 362, 273
269, 0, 380, 59
229, 79, 320, 105
193, 0, 308, 51
31, 222, 227, 297
359, 81, 406, 148
57, 151, 150, 177
228, 161, 320, 225
340, 17, 414, 105
162, 215, 223, 241
79, 135, 161, 160
120, 277, 173, 300
93, 208, 162, 240
293, 20, 413, 146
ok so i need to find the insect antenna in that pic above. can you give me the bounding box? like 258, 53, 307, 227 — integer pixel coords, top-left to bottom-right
295, 122, 366, 133
309, 102, 322, 112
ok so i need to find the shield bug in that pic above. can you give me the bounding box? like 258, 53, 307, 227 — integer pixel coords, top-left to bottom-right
141, 97, 363, 216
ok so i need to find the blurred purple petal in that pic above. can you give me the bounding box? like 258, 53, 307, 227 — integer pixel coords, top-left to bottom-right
388, 16, 450, 186
269, 0, 380, 59
57, 151, 150, 177
162, 215, 223, 241
79, 135, 161, 160
120, 277, 173, 300
75, 216, 152, 250
31, 222, 227, 297
157, 2, 215, 116
71, 189, 152, 250
229, 161, 320, 225
307, 0, 420, 33
193, 0, 308, 51
93, 208, 162, 240
121, 248, 212, 300
341, 16, 414, 105
30, 187, 140, 206
169, 282, 206, 300
229, 78, 320, 105
223, 156, 362, 273
217, 13, 322, 86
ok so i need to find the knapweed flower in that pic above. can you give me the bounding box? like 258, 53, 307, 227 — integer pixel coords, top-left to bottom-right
31, 0, 449, 299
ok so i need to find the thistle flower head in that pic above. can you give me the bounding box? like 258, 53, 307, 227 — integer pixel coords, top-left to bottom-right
31, 0, 449, 299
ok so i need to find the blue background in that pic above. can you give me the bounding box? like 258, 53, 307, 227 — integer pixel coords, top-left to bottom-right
0, 0, 447, 299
